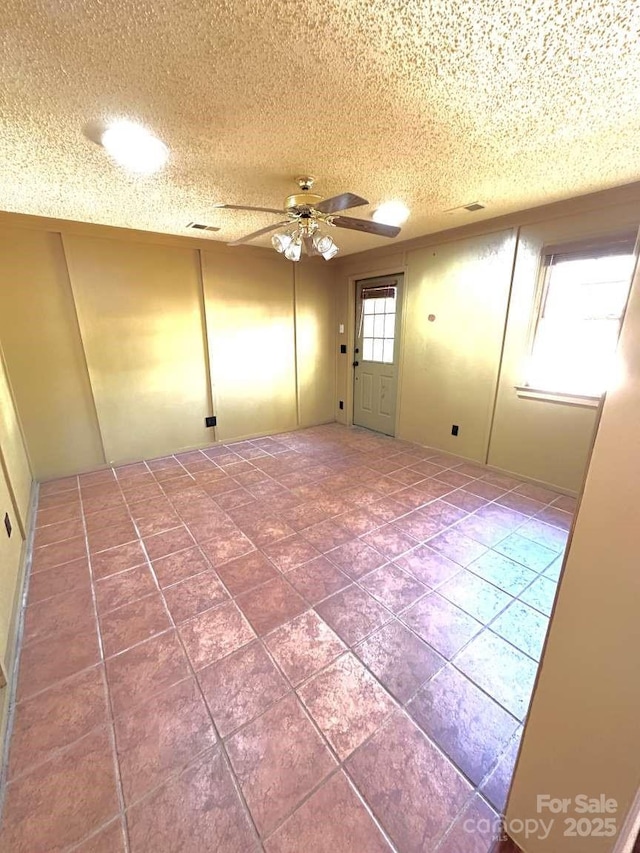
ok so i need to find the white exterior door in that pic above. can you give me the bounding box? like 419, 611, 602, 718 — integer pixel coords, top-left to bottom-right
353, 275, 403, 435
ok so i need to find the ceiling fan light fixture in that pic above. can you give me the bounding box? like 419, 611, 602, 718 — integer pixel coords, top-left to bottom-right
321, 243, 340, 261
372, 200, 409, 226
284, 235, 303, 262
313, 232, 334, 254
271, 232, 293, 253
100, 120, 168, 174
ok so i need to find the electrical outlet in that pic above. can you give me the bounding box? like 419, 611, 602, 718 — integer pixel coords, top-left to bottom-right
339, 401, 344, 410
205, 416, 217, 428
340, 344, 347, 354
451, 424, 459, 436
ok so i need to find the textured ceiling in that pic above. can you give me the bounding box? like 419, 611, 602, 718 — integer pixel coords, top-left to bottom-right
2, 0, 640, 254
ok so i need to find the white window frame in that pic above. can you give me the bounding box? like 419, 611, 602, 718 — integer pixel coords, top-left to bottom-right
516, 231, 638, 407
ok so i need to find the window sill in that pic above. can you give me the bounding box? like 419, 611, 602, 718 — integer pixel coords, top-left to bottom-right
514, 386, 602, 408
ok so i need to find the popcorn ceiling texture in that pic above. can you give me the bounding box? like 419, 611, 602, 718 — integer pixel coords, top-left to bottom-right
2, 0, 639, 253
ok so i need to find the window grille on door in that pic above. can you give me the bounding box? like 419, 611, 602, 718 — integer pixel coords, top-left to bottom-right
359, 283, 398, 364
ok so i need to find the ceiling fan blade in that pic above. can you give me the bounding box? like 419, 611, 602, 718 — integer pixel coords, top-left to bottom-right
228, 221, 291, 246
331, 216, 401, 238
315, 193, 368, 214
215, 203, 285, 215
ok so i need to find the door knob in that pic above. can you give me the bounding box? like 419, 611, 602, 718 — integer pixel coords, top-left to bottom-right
352, 361, 359, 367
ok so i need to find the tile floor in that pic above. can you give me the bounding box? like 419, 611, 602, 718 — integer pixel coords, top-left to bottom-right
0, 424, 574, 852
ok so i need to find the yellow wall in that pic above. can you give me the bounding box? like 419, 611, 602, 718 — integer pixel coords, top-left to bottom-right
202, 250, 298, 442
295, 260, 338, 428
506, 254, 640, 853
0, 215, 337, 477
63, 235, 211, 463
0, 226, 105, 480
398, 231, 516, 459
0, 346, 32, 728
334, 184, 640, 492
0, 348, 32, 531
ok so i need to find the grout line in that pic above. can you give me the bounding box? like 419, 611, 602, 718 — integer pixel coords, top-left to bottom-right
78, 479, 132, 853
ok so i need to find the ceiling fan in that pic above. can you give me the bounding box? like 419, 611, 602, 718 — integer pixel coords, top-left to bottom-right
215, 176, 402, 262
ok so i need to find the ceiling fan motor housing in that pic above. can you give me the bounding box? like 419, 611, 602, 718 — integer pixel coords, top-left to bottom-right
285, 191, 323, 211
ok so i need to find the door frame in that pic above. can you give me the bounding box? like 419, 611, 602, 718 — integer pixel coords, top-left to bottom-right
346, 265, 408, 436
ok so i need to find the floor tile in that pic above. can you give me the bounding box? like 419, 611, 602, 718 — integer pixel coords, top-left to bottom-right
394, 544, 460, 588
265, 771, 392, 853
179, 601, 255, 669
355, 620, 444, 703
480, 728, 523, 812
453, 515, 512, 548
516, 518, 568, 551
200, 528, 255, 565
326, 538, 386, 580
143, 526, 195, 561
334, 508, 381, 537
0, 726, 119, 852
286, 555, 350, 604
360, 562, 428, 613
346, 710, 472, 853
99, 592, 171, 657
408, 665, 519, 785
428, 528, 488, 567
244, 515, 296, 547
127, 748, 259, 852
299, 519, 353, 552
8, 665, 109, 780
199, 640, 289, 736
17, 622, 101, 701
114, 676, 217, 805
438, 571, 512, 622
360, 524, 417, 559
226, 694, 336, 836
468, 551, 537, 596
544, 554, 564, 581
519, 575, 558, 616
163, 569, 229, 622
496, 492, 546, 517
262, 534, 321, 572
91, 540, 148, 580
439, 794, 501, 853
236, 576, 307, 635
33, 517, 84, 548
316, 584, 391, 646
27, 557, 91, 604
74, 818, 126, 852
299, 653, 396, 759
216, 549, 280, 595
105, 630, 190, 715
514, 482, 559, 504
87, 520, 138, 554
265, 609, 345, 686
150, 545, 210, 587
95, 564, 158, 615
494, 533, 558, 572
401, 593, 482, 659
491, 601, 549, 659
31, 536, 87, 572
455, 631, 539, 719
23, 587, 95, 646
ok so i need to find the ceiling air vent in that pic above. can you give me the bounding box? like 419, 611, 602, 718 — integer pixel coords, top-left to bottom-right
463, 202, 485, 212
186, 222, 220, 232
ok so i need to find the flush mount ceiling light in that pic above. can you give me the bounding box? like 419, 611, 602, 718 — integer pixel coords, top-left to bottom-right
217, 177, 403, 262
100, 120, 169, 174
372, 201, 410, 227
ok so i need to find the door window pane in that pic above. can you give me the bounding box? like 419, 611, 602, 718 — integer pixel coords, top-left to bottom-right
359, 285, 398, 364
